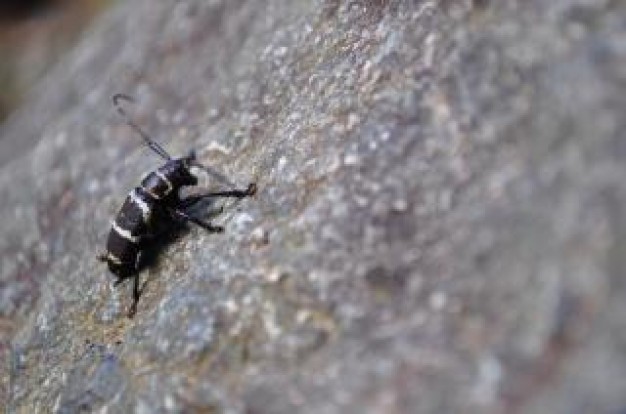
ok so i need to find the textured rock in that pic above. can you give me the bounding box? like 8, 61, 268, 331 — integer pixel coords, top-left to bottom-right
1, 0, 626, 412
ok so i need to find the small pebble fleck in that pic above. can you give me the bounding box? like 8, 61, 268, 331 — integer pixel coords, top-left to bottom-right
392, 198, 408, 212
343, 153, 359, 166
250, 226, 270, 248
429, 291, 447, 311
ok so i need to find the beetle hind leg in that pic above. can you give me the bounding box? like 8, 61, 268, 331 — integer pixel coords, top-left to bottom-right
127, 275, 140, 318
126, 253, 145, 318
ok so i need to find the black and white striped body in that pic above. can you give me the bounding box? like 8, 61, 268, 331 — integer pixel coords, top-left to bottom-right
101, 159, 196, 279
102, 187, 156, 277
100, 93, 256, 317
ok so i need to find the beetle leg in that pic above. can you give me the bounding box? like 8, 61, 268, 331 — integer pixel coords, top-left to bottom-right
127, 275, 140, 318
127, 253, 144, 318
179, 183, 256, 209
168, 207, 224, 233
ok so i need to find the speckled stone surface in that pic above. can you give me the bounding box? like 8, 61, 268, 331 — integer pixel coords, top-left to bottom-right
1, 0, 626, 412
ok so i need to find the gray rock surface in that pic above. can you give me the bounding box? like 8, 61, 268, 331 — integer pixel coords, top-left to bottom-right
1, 0, 626, 412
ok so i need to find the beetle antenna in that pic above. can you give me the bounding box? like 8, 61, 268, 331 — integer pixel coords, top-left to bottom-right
112, 94, 172, 161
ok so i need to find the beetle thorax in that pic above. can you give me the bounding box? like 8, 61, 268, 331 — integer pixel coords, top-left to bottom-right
140, 159, 197, 200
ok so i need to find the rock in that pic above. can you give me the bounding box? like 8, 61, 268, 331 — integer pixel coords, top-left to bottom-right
2, 0, 626, 412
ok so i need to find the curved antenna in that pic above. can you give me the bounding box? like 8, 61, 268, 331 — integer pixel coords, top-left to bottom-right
112, 93, 172, 161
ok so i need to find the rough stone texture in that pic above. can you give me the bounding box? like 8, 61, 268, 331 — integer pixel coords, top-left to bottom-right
1, 0, 626, 413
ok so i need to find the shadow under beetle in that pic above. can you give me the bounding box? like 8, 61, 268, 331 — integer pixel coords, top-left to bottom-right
98, 94, 256, 317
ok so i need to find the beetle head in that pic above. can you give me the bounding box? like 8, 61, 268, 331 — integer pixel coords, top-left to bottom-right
166, 156, 198, 187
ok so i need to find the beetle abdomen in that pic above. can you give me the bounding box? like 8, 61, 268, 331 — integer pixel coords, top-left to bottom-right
117, 189, 152, 233
103, 188, 156, 276
104, 229, 140, 275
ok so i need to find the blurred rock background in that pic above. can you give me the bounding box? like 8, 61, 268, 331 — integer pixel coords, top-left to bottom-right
1, 0, 625, 413
0, 0, 109, 123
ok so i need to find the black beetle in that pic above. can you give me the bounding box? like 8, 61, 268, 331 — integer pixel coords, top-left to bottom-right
98, 94, 256, 317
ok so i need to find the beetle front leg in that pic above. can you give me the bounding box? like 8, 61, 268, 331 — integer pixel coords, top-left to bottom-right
168, 207, 224, 233
179, 183, 256, 209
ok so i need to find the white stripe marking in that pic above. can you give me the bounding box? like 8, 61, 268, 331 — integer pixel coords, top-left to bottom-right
111, 220, 141, 243
155, 170, 173, 194
130, 189, 151, 222
141, 185, 161, 199
107, 252, 122, 265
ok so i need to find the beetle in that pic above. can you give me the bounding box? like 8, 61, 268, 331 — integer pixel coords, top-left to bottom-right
98, 94, 256, 317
